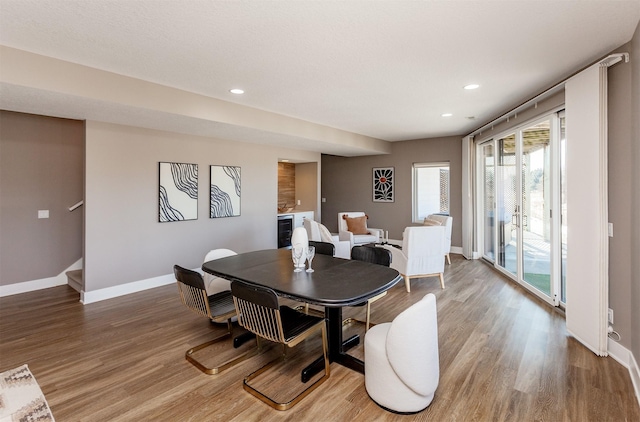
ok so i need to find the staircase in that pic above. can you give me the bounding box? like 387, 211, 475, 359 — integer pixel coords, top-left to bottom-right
66, 269, 83, 293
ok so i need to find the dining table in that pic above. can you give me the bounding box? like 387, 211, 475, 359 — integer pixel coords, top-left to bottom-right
202, 248, 402, 381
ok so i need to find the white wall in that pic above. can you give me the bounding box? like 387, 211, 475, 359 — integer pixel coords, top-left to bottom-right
84, 121, 320, 293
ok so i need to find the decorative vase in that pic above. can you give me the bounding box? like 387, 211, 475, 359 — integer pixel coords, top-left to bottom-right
290, 227, 309, 268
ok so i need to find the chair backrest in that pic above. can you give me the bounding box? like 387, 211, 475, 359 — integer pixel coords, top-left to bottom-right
174, 265, 210, 319
204, 248, 237, 262
402, 226, 445, 256
203, 249, 237, 294
402, 226, 446, 274
426, 214, 452, 252
351, 245, 391, 267
337, 212, 367, 233
231, 280, 284, 343
309, 240, 335, 257
386, 293, 439, 396
304, 219, 335, 243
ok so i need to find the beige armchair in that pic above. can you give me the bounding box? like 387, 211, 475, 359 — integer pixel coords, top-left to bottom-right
382, 226, 446, 292
337, 212, 383, 247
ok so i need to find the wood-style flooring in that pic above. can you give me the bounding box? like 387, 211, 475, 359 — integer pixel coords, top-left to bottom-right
1, 256, 638, 421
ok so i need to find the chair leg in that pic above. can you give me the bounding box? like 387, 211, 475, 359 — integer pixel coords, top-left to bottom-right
242, 324, 330, 411
439, 273, 445, 289
365, 302, 371, 331
342, 291, 386, 331
446, 253, 451, 265
404, 275, 411, 292
186, 329, 260, 375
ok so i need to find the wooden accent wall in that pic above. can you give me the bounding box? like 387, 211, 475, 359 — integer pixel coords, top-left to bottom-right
277, 162, 295, 209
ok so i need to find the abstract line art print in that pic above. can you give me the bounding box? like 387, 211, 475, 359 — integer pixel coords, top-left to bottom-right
373, 167, 394, 202
159, 162, 198, 222
210, 165, 241, 218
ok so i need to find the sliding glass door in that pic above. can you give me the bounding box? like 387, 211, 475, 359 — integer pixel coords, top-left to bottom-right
480, 143, 495, 261
496, 133, 518, 276
521, 120, 552, 295
477, 112, 563, 306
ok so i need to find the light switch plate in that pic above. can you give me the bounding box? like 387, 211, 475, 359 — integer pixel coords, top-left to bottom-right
38, 210, 49, 219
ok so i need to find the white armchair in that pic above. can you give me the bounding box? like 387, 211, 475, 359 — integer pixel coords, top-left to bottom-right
425, 214, 453, 264
365, 293, 439, 413
303, 219, 351, 259
382, 226, 446, 292
337, 212, 383, 247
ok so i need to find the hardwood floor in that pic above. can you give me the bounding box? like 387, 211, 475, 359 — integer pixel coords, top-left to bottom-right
1, 256, 638, 421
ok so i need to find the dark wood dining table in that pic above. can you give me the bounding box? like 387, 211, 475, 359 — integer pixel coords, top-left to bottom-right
202, 248, 401, 380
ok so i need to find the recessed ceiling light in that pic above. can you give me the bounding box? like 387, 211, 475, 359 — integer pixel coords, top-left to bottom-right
229, 88, 244, 94
464, 84, 480, 90
441, 113, 453, 117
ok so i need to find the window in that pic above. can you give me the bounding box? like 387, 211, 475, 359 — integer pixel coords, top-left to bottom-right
412, 162, 450, 222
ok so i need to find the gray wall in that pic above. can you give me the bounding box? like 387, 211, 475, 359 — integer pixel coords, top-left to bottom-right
631, 19, 640, 371
608, 41, 635, 352
321, 135, 462, 246
84, 121, 320, 292
0, 111, 84, 285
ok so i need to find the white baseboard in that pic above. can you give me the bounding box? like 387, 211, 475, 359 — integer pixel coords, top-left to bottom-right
81, 272, 177, 304
0, 259, 83, 297
630, 349, 640, 409
607, 338, 640, 408
451, 246, 463, 255
608, 338, 629, 367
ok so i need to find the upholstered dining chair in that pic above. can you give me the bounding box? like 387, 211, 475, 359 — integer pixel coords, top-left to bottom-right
174, 265, 256, 374
364, 293, 439, 413
382, 226, 446, 292
231, 280, 330, 411
337, 212, 384, 247
344, 245, 392, 331
308, 240, 335, 257
424, 214, 453, 265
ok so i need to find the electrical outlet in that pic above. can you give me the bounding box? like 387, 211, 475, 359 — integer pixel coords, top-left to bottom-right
608, 308, 614, 324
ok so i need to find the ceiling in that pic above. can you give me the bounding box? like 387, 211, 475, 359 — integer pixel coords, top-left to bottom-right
1, 1, 639, 156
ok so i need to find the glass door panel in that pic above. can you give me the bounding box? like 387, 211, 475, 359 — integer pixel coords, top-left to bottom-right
560, 116, 567, 303
481, 143, 495, 261
496, 134, 517, 277
477, 112, 563, 307
521, 120, 551, 295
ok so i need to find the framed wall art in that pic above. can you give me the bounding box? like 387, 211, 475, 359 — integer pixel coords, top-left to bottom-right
210, 165, 241, 218
159, 162, 198, 222
373, 167, 394, 202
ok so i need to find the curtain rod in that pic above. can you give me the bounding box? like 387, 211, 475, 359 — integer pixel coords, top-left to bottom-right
466, 52, 629, 139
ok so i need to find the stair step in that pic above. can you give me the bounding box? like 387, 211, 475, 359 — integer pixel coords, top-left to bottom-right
66, 269, 83, 292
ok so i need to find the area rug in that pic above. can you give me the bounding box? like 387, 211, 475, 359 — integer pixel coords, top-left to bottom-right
0, 364, 55, 422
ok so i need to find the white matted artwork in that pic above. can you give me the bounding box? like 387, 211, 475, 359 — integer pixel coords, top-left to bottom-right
210, 165, 241, 218
158, 162, 198, 222
373, 167, 394, 202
